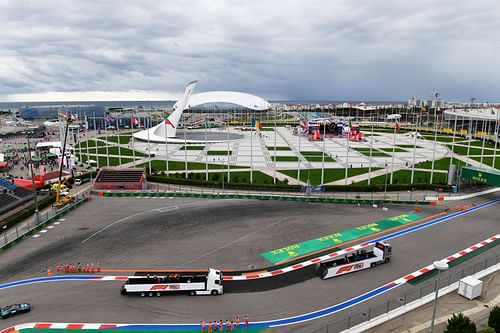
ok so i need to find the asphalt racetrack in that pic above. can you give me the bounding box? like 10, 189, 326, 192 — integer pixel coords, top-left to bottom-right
0, 193, 499, 331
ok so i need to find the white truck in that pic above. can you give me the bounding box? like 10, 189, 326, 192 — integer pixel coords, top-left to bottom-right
319, 242, 392, 279
120, 268, 223, 296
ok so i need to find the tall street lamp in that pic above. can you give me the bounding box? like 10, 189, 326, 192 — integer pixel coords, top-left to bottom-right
430, 92, 440, 185
430, 260, 449, 333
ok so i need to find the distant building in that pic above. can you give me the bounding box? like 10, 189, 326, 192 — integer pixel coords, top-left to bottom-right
19, 105, 106, 120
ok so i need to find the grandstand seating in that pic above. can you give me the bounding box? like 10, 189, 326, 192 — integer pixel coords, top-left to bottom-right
0, 193, 17, 207
0, 177, 36, 215
0, 177, 17, 190
94, 168, 145, 190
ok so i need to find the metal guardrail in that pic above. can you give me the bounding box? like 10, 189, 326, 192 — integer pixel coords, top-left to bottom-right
92, 190, 431, 206
306, 253, 500, 333
0, 195, 89, 251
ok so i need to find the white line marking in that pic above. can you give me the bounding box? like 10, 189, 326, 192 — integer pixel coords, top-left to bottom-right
81, 200, 218, 244
54, 222, 61, 225
40, 230, 48, 233
47, 226, 55, 229
33, 234, 40, 238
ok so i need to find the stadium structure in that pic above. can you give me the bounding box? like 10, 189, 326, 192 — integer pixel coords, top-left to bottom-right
132, 81, 271, 143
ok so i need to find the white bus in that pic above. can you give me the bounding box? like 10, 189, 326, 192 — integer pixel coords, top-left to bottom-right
319, 242, 392, 280
120, 268, 223, 296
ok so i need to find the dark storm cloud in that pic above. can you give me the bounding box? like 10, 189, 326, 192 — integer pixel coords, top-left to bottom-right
0, 0, 499, 101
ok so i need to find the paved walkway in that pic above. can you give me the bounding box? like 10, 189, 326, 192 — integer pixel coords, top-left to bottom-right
366, 271, 500, 333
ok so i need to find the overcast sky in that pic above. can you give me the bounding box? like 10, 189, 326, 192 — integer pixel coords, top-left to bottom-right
1, 0, 499, 102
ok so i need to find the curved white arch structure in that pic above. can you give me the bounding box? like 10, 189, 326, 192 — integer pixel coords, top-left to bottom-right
133, 81, 197, 142
133, 85, 271, 143
174, 91, 271, 111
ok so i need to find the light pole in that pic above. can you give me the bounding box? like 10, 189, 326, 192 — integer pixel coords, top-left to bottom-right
2, 225, 7, 244
430, 92, 440, 184
27, 135, 40, 225
430, 260, 449, 333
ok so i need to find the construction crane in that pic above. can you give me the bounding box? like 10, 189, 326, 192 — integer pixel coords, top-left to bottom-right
54, 112, 75, 209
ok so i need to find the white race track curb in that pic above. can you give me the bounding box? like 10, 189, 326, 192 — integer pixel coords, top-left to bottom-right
426, 187, 499, 201
343, 262, 500, 333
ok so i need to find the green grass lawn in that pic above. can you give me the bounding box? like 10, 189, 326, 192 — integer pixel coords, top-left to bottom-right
86, 146, 146, 156
354, 148, 391, 157
466, 140, 500, 149
422, 135, 464, 143
177, 170, 284, 184
279, 167, 378, 185
304, 156, 336, 162
357, 170, 448, 185
102, 135, 132, 144
272, 156, 299, 161
207, 150, 232, 155
75, 140, 107, 148
372, 128, 410, 133
379, 147, 408, 152
397, 144, 422, 149
447, 145, 496, 156
78, 154, 136, 166
470, 156, 500, 170
414, 157, 467, 170
180, 145, 205, 150
259, 127, 275, 131
300, 151, 325, 156
267, 146, 292, 151
141, 160, 245, 171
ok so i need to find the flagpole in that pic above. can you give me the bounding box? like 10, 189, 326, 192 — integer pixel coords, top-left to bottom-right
93, 112, 99, 168
449, 109, 458, 173
389, 119, 397, 184
320, 120, 326, 185
368, 112, 375, 185
492, 108, 499, 169
227, 110, 231, 184
344, 116, 350, 185
429, 93, 439, 184
480, 113, 488, 166
205, 114, 208, 181
465, 98, 475, 166
131, 116, 136, 167
105, 117, 110, 167
117, 114, 122, 166
250, 118, 253, 184
184, 113, 188, 179
273, 110, 277, 184
164, 113, 169, 177
298, 122, 302, 185
147, 117, 152, 175
85, 114, 90, 165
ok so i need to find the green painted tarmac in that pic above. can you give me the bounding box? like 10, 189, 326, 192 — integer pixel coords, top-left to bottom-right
261, 212, 423, 264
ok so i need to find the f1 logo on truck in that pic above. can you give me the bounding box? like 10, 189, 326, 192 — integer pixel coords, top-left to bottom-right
149, 284, 180, 291
336, 263, 364, 275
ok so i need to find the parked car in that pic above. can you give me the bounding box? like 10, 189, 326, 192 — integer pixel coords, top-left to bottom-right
1, 303, 32, 319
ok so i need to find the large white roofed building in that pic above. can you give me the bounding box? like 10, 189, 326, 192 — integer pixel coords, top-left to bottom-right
174, 91, 271, 111
133, 83, 270, 143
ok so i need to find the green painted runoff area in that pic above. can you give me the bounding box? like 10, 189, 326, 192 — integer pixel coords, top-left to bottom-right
21, 328, 265, 333
261, 212, 423, 264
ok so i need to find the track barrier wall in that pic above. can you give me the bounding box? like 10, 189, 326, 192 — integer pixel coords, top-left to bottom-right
307, 254, 500, 333
0, 195, 90, 253
91, 190, 430, 206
